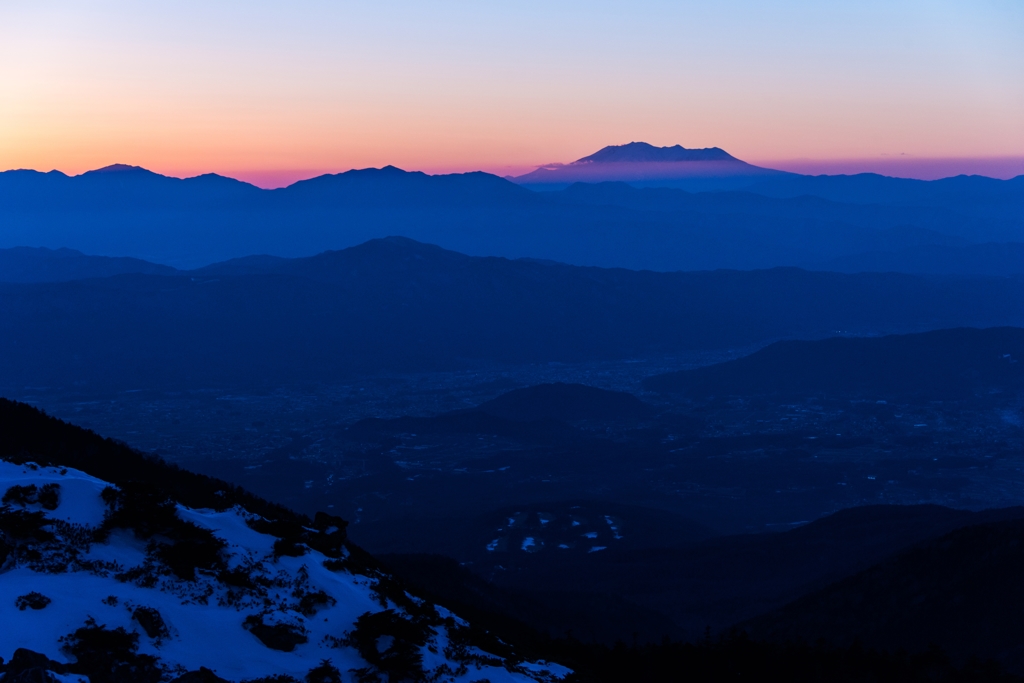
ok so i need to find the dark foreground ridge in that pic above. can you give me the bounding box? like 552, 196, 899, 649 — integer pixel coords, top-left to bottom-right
0, 397, 302, 526
2, 398, 1020, 682
0, 398, 570, 682
742, 517, 1024, 674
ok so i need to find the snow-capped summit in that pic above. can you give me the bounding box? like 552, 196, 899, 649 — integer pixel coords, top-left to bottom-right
0, 458, 568, 683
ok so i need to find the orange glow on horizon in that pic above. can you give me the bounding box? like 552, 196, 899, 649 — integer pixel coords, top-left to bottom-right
2, 3, 1021, 186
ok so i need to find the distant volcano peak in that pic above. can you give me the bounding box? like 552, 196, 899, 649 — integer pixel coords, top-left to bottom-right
575, 142, 737, 164
83, 163, 155, 175
512, 141, 775, 189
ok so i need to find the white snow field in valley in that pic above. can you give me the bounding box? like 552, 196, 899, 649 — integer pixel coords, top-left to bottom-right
0, 459, 569, 683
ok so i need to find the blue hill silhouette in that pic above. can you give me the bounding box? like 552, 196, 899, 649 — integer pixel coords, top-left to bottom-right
644, 327, 1024, 398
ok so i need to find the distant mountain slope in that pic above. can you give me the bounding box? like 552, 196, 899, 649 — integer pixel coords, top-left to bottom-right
5, 161, 1021, 271
0, 398, 568, 682
644, 327, 1024, 398
191, 253, 291, 277
0, 246, 177, 282
550, 182, 986, 244
747, 172, 1024, 211
816, 242, 1024, 276
741, 517, 1024, 673
281, 165, 535, 207
4, 239, 1024, 390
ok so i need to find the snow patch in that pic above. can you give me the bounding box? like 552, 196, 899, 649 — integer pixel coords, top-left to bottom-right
0, 461, 568, 682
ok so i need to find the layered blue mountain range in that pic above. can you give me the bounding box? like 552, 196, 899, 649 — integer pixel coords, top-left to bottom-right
2, 145, 1023, 271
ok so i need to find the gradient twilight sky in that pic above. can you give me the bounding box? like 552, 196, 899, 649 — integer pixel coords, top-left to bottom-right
2, 1, 1023, 187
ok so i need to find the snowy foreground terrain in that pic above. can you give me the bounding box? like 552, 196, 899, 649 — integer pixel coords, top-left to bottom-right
0, 459, 569, 682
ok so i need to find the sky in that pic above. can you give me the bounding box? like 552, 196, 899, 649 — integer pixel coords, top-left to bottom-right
1, 0, 1022, 187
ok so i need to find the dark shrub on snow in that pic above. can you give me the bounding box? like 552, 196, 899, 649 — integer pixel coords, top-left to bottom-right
0, 508, 54, 543
272, 537, 308, 558
59, 619, 163, 683
15, 591, 51, 610
346, 609, 432, 683
37, 483, 61, 510
3, 484, 38, 506
100, 483, 226, 581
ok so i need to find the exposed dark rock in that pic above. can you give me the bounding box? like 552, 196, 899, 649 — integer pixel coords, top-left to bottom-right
311, 511, 348, 555
272, 538, 308, 558
243, 615, 308, 652
3, 668, 61, 683
169, 666, 231, 683
132, 606, 170, 639
3, 649, 68, 678
304, 659, 343, 683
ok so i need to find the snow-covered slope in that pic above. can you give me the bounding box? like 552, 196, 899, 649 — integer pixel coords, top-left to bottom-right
0, 459, 568, 683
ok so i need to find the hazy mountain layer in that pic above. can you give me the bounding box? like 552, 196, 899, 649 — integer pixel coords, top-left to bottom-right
0, 246, 177, 283
3, 238, 1024, 390
816, 241, 1024, 276
2, 162, 1022, 270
